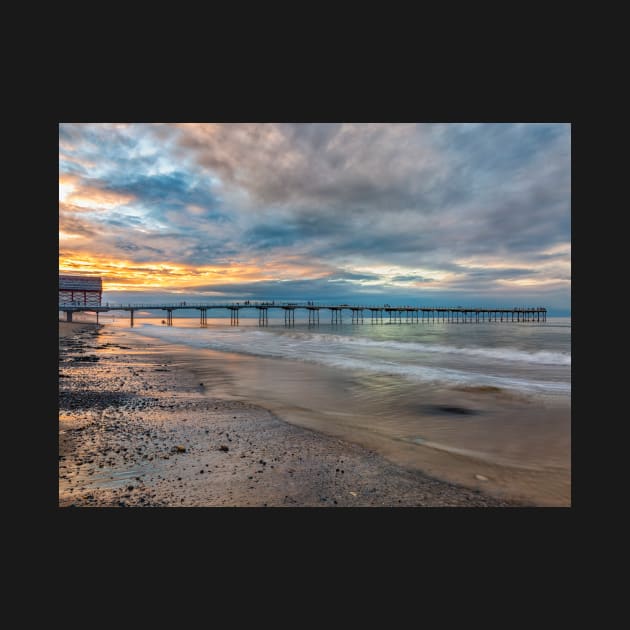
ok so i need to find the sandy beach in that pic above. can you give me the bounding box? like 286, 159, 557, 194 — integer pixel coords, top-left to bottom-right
58, 321, 524, 507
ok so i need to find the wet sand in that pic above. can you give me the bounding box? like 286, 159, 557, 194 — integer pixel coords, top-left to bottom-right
58, 322, 523, 507
159, 341, 570, 506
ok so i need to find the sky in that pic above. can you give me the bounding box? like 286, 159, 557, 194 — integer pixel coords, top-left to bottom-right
59, 123, 571, 313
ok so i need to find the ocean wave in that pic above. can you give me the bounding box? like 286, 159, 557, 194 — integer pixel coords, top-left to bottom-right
134, 324, 571, 395
259, 330, 570, 365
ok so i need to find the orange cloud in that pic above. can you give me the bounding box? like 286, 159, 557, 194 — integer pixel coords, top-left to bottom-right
59, 252, 333, 293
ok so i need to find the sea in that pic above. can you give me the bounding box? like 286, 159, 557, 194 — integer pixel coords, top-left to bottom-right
90, 311, 572, 505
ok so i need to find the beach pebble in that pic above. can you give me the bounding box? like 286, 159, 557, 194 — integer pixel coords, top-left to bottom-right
219, 445, 229, 452
475, 474, 489, 481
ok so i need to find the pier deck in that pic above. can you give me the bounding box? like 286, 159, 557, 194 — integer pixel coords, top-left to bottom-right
59, 302, 547, 327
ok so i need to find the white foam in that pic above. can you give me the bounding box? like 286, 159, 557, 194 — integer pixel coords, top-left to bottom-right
275, 331, 571, 365
133, 324, 570, 395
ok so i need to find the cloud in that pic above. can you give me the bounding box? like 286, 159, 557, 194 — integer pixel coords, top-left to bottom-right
59, 123, 571, 309
174, 123, 447, 211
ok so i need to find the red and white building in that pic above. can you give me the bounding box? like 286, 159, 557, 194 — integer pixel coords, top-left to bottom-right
59, 275, 103, 306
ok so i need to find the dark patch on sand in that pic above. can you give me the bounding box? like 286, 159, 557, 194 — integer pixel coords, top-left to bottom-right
423, 404, 478, 416
59, 389, 136, 411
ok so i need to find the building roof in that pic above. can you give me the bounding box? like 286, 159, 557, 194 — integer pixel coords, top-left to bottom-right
59, 275, 102, 291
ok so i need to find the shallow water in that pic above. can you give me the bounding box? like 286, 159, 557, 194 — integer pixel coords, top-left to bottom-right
99, 315, 571, 505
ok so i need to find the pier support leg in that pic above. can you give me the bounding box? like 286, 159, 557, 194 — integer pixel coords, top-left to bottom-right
130, 310, 134, 327
66, 311, 73, 322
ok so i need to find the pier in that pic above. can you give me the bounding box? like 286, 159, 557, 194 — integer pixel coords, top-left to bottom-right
59, 302, 548, 327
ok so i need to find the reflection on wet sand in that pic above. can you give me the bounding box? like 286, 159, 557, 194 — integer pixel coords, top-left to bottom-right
148, 338, 570, 506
